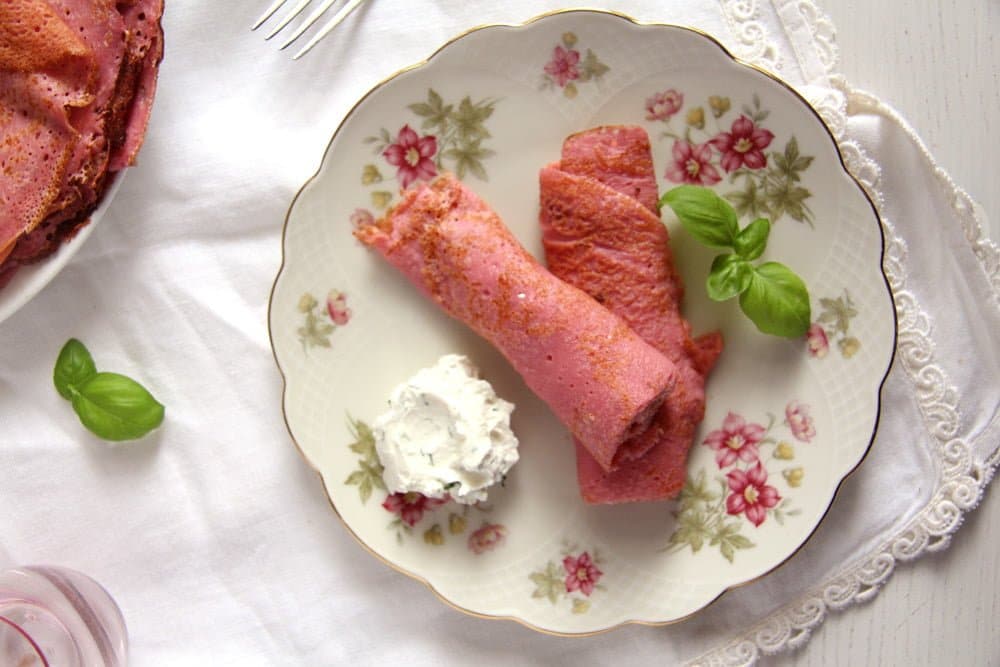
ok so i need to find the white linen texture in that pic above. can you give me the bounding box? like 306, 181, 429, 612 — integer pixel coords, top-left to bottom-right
1, 1, 996, 665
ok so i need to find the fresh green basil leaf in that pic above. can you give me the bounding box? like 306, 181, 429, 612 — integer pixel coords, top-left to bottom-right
70, 372, 165, 441
661, 185, 740, 248
734, 217, 770, 260
706, 254, 753, 301
738, 262, 811, 338
54, 338, 97, 400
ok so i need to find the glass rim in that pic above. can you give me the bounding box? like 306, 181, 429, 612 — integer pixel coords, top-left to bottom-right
0, 614, 50, 667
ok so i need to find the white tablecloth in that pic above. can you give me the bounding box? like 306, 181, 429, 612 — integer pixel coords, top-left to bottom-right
2, 1, 997, 664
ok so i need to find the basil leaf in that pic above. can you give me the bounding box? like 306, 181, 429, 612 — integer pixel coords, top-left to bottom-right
661, 186, 740, 248
54, 338, 97, 400
706, 254, 753, 301
739, 262, 811, 338
734, 217, 770, 260
70, 372, 165, 441
662, 186, 812, 338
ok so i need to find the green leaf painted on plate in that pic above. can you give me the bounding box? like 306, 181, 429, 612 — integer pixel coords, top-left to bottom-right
345, 415, 384, 504
530, 561, 563, 604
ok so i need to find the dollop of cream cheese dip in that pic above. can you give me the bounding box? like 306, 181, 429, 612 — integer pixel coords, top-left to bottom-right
374, 354, 518, 504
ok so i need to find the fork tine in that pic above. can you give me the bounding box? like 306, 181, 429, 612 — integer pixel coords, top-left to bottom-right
264, 0, 312, 40
251, 0, 288, 30
277, 0, 339, 50
291, 0, 366, 59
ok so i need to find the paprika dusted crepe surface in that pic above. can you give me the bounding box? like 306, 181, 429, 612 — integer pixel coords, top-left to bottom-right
354, 173, 680, 472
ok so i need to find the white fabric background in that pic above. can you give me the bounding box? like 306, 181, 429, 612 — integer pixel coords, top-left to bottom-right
1, 1, 997, 664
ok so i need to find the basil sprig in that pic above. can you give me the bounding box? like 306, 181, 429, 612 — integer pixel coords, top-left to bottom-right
54, 339, 165, 441
661, 185, 811, 338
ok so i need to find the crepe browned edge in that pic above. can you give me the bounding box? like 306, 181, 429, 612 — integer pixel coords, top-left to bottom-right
0, 1, 165, 284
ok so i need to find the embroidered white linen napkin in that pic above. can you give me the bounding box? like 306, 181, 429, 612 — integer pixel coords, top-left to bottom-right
1, 1, 996, 664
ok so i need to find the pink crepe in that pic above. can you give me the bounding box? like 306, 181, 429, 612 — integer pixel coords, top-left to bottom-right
0, 0, 164, 286
558, 125, 662, 215
0, 0, 94, 255
355, 173, 680, 471
41, 0, 126, 227
108, 0, 165, 170
541, 126, 723, 503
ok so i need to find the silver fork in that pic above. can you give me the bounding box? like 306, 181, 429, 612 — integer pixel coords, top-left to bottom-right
252, 0, 367, 60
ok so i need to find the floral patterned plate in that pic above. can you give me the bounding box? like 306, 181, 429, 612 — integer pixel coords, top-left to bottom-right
268, 10, 896, 635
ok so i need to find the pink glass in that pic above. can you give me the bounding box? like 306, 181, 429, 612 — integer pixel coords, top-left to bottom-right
0, 566, 127, 667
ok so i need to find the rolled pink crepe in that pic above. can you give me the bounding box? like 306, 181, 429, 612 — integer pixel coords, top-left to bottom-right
560, 127, 724, 374
354, 173, 679, 471
541, 126, 723, 503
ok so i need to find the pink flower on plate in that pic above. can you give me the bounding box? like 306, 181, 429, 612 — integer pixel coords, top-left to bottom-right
544, 45, 581, 87
710, 115, 775, 172
326, 290, 351, 326
383, 124, 437, 189
645, 89, 683, 121
806, 323, 829, 358
381, 492, 448, 527
350, 208, 374, 229
665, 140, 722, 186
563, 551, 602, 596
726, 462, 781, 527
467, 523, 508, 554
785, 400, 816, 442
703, 412, 767, 468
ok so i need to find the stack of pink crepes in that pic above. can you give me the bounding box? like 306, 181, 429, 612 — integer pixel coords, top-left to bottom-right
0, 0, 165, 287
355, 125, 721, 504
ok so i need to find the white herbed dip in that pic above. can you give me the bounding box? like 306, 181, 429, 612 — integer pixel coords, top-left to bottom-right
373, 354, 518, 504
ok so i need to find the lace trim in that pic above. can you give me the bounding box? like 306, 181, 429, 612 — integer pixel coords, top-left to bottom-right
718, 0, 782, 73
763, 0, 839, 85
691, 4, 1000, 665
783, 0, 838, 80
840, 86, 1000, 300
793, 0, 837, 75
